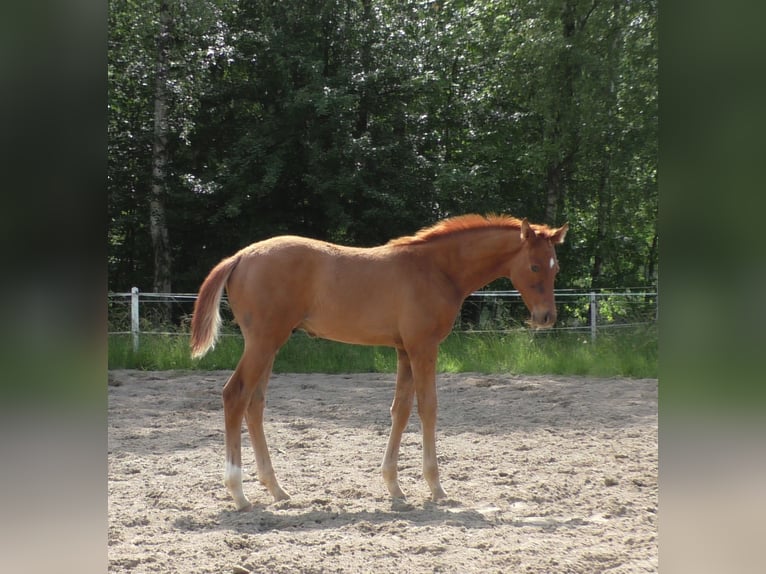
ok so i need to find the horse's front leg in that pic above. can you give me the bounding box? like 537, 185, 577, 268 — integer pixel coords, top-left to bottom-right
382, 349, 415, 499
411, 347, 448, 501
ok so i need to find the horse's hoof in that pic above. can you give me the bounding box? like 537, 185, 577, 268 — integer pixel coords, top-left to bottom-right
391, 497, 413, 511
431, 488, 448, 502
385, 481, 406, 500
271, 489, 291, 503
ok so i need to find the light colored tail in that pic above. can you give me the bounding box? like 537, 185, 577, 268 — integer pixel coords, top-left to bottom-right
190, 254, 241, 358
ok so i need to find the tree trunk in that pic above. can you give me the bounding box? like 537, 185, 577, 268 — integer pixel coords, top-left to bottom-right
590, 167, 608, 287
354, 0, 373, 138
646, 231, 658, 284
543, 0, 579, 225
150, 0, 173, 319
589, 0, 622, 288
544, 157, 571, 226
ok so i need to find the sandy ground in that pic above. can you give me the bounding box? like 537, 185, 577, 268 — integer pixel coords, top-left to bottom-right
108, 370, 657, 573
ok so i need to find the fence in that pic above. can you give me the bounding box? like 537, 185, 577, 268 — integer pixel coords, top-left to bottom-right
108, 287, 657, 351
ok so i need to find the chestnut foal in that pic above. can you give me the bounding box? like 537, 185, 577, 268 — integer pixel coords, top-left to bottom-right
191, 214, 568, 510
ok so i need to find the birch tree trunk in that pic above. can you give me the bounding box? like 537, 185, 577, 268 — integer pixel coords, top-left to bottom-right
150, 0, 172, 315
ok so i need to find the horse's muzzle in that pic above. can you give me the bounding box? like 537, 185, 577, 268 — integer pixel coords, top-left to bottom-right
528, 309, 557, 329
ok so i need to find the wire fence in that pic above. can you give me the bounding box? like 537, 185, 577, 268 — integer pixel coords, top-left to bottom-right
108, 287, 657, 350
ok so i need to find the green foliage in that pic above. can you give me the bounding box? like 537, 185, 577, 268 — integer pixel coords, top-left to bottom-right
109, 0, 657, 293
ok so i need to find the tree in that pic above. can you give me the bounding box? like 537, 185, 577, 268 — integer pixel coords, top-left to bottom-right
108, 0, 657, 297
108, 0, 156, 291
150, 0, 173, 302
109, 0, 236, 292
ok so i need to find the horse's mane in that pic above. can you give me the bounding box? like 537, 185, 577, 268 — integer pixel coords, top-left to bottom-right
388, 214, 556, 246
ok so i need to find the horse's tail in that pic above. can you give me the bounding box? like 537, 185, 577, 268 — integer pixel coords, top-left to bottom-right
190, 253, 241, 359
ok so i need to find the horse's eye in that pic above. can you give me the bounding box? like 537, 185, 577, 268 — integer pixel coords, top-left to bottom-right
531, 264, 540, 273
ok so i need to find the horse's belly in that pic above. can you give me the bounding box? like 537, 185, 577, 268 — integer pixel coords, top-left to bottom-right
299, 315, 399, 348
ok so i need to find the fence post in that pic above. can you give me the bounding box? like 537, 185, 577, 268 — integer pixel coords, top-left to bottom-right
589, 292, 597, 341
131, 287, 140, 352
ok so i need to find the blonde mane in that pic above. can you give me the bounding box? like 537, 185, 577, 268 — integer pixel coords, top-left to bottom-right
388, 214, 556, 246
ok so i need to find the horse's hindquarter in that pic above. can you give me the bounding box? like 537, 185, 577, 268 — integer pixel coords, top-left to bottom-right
225, 237, 323, 335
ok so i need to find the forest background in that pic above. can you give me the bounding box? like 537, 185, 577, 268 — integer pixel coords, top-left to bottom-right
108, 0, 657, 297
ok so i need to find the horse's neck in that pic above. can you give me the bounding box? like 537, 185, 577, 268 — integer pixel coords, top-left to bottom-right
431, 228, 522, 299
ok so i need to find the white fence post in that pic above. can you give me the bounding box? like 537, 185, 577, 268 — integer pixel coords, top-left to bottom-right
589, 292, 597, 341
131, 287, 140, 352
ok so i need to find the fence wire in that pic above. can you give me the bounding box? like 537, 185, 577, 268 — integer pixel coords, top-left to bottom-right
108, 288, 657, 341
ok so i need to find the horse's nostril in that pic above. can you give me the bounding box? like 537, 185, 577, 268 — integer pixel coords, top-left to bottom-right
542, 312, 550, 325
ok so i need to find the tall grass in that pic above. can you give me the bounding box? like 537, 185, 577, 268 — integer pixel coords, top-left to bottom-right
108, 326, 656, 378
437, 329, 657, 377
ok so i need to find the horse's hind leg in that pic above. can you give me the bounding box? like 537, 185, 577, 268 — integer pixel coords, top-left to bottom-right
244, 355, 290, 502
221, 363, 254, 511
382, 348, 415, 499
221, 350, 275, 510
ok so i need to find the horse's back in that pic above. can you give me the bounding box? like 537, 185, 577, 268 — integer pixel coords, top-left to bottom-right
225, 236, 420, 346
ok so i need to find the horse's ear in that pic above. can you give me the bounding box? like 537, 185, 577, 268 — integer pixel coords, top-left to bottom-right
551, 222, 569, 245
520, 218, 535, 241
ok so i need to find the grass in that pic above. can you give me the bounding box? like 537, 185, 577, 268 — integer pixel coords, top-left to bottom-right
108, 326, 657, 379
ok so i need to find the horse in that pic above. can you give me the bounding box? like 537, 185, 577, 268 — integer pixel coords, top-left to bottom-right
190, 214, 568, 510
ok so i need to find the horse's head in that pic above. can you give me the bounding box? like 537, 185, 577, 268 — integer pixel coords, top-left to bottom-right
508, 219, 569, 329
